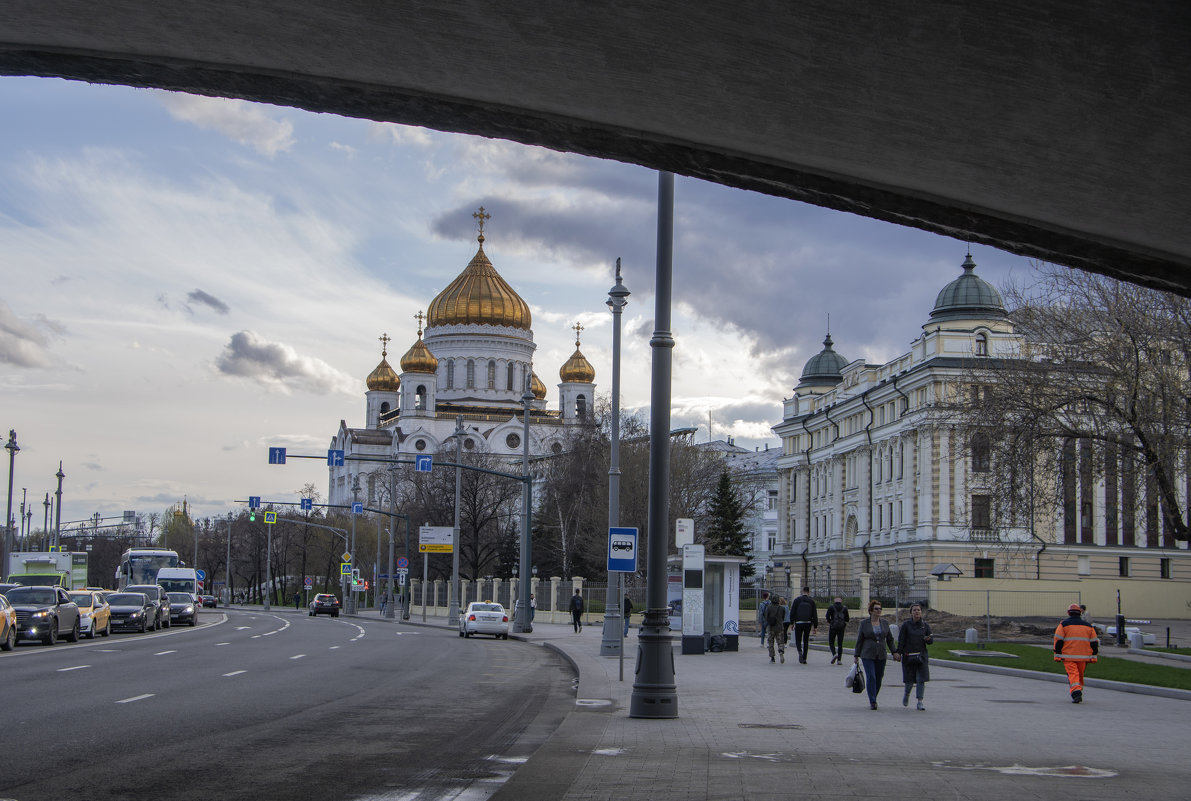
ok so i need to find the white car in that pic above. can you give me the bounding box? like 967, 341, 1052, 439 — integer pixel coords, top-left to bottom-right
458, 601, 509, 639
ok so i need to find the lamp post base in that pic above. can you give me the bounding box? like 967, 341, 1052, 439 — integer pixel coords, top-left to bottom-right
512, 600, 533, 633
629, 609, 678, 718
600, 611, 623, 656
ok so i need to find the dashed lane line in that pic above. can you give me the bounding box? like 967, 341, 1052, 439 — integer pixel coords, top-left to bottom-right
116, 694, 154, 704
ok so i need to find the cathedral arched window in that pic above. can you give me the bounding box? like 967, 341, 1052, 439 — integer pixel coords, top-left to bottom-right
379, 401, 390, 416
971, 432, 991, 472
576, 394, 588, 419
506, 362, 514, 390
487, 360, 496, 389
446, 359, 455, 389
975, 333, 988, 356
466, 359, 475, 389
415, 385, 426, 410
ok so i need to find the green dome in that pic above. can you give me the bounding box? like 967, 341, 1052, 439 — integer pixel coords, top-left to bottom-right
930, 253, 1007, 322
799, 333, 847, 388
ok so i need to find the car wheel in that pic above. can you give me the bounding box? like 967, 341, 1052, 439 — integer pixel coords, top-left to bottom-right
0, 625, 14, 651
86, 623, 96, 639
459, 629, 465, 637
102, 620, 111, 637
43, 619, 58, 645
140, 617, 147, 633
189, 616, 197, 627
66, 620, 81, 643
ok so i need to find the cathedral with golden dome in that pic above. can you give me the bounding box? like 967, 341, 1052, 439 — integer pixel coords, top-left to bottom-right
327, 208, 597, 507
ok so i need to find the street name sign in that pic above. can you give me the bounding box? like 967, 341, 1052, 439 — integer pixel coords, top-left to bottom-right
418, 525, 454, 553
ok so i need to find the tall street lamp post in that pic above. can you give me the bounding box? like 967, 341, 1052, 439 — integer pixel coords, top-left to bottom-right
53, 462, 65, 551
225, 512, 234, 605
43, 493, 50, 549
601, 259, 630, 656
513, 378, 534, 633
630, 172, 679, 719
348, 474, 360, 614
3, 430, 18, 572
449, 415, 464, 622
263, 507, 274, 611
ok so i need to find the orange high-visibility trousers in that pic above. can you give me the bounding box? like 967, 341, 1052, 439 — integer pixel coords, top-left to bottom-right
1063, 660, 1087, 692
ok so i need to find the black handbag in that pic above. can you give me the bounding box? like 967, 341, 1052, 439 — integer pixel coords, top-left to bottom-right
851, 665, 865, 693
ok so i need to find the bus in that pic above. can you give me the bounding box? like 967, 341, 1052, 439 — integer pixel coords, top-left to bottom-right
116, 548, 181, 589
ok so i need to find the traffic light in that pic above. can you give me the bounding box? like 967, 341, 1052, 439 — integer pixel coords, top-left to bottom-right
249, 510, 256, 522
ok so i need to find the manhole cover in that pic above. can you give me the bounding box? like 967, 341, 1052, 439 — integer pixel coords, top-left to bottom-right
738, 723, 805, 730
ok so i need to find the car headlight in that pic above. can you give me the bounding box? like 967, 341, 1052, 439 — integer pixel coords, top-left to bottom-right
32, 610, 50, 619
183, 606, 194, 613
129, 612, 141, 619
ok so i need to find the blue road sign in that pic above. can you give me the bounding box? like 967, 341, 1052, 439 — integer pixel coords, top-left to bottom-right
263, 511, 277, 525
396, 556, 409, 569
248, 496, 261, 509
607, 527, 639, 573
300, 498, 313, 511
415, 454, 433, 472
351, 502, 363, 514
327, 449, 345, 466
268, 447, 287, 464
196, 569, 206, 580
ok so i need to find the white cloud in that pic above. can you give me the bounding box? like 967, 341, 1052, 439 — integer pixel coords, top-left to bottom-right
155, 91, 295, 156
214, 330, 358, 395
0, 301, 63, 367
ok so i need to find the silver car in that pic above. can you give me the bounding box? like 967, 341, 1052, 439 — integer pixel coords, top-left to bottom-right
458, 601, 509, 639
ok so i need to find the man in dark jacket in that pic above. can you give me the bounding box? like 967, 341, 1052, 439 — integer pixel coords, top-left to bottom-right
764, 595, 786, 663
570, 589, 585, 632
757, 591, 771, 647
825, 596, 850, 664
790, 587, 819, 664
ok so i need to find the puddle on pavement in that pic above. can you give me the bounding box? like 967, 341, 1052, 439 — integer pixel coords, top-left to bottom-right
933, 761, 1117, 778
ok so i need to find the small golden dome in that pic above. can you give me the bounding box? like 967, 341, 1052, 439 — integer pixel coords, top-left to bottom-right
426, 208, 532, 331
400, 312, 439, 373
559, 323, 595, 383
530, 371, 547, 400
366, 348, 400, 393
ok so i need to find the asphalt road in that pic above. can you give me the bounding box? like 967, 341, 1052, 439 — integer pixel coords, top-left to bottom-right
0, 608, 575, 801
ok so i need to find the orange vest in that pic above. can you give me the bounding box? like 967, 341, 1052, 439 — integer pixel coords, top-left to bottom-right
1054, 617, 1098, 662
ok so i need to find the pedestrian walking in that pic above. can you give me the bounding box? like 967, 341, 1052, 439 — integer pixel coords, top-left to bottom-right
791, 586, 819, 664
758, 591, 771, 647
380, 593, 388, 615
896, 602, 933, 710
623, 594, 633, 637
1054, 602, 1099, 703
529, 593, 536, 622
853, 600, 896, 710
825, 596, 850, 664
293, 591, 301, 610
765, 594, 787, 663
570, 589, 585, 632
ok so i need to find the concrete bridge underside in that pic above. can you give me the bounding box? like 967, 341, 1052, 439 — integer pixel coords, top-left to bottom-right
2, 2, 1188, 293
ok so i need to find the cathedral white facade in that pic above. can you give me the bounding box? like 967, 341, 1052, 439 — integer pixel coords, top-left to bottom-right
328, 209, 596, 507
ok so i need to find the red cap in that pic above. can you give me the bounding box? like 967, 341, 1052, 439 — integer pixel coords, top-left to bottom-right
1068, 603, 1082, 613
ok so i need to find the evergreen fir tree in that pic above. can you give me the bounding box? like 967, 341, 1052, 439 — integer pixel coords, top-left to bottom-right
704, 469, 754, 579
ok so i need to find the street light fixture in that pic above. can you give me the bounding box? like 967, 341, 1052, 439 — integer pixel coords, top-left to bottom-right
4, 430, 19, 572
449, 415, 465, 622
225, 512, 234, 605
53, 462, 65, 551
601, 259, 630, 657
513, 379, 535, 633
348, 474, 360, 614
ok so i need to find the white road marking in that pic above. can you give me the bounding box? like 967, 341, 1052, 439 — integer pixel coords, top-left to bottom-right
215, 642, 230, 646
155, 650, 177, 655
251, 635, 262, 639
235, 626, 251, 630
223, 670, 247, 677
116, 694, 154, 704
290, 654, 306, 660
57, 664, 91, 672
330, 645, 340, 650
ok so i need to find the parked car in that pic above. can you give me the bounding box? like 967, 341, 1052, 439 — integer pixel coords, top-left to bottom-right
107, 592, 156, 633
69, 590, 112, 638
458, 601, 509, 639
0, 594, 16, 650
7, 585, 81, 645
124, 584, 171, 629
200, 594, 217, 608
308, 594, 341, 617
167, 592, 200, 626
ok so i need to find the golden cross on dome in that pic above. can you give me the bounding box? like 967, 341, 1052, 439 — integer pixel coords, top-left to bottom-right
378, 332, 391, 357
572, 322, 584, 346
473, 206, 491, 243
414, 310, 425, 337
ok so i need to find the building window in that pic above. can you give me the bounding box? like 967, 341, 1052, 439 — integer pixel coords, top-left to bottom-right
1119, 557, 1130, 577
415, 385, 426, 410
767, 490, 778, 511
446, 359, 454, 389
974, 558, 995, 578
506, 432, 521, 449
971, 495, 991, 529
1160, 558, 1171, 579
576, 394, 588, 419
507, 363, 514, 390
971, 432, 991, 472
414, 439, 426, 451
379, 401, 390, 415
975, 333, 988, 356
466, 359, 475, 389
487, 360, 496, 389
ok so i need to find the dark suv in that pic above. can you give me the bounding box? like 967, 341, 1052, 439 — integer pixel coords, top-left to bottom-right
308, 594, 341, 617
124, 584, 172, 629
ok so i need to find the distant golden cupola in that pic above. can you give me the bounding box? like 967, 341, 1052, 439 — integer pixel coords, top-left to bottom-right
366, 333, 400, 392
426, 207, 532, 331
400, 312, 439, 374
530, 371, 547, 400
559, 323, 595, 383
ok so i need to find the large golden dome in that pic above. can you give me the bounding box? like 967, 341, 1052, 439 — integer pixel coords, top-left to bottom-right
426, 209, 532, 331
400, 313, 439, 373
366, 334, 400, 392
559, 323, 595, 383
530, 371, 547, 400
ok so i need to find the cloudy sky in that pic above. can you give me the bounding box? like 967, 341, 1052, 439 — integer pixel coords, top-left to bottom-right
1, 76, 1031, 528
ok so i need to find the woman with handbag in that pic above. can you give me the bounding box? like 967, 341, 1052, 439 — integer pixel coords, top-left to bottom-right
853, 599, 896, 710
897, 602, 933, 710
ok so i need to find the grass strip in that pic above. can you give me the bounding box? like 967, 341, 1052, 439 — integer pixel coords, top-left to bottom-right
935, 643, 1191, 691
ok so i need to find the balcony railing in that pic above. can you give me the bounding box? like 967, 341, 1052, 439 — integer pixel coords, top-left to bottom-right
969, 528, 1000, 542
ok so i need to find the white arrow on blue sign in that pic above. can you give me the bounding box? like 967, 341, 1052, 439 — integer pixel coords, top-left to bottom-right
300, 498, 313, 511
607, 527, 639, 573
268, 447, 287, 464
351, 502, 363, 514
248, 496, 261, 509
327, 449, 345, 466
196, 569, 206, 580
415, 454, 433, 473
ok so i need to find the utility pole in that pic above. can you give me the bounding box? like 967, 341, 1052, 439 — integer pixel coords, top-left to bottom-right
3, 430, 19, 573
601, 260, 630, 656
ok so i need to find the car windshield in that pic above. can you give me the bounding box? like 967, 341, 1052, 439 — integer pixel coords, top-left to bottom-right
108, 593, 146, 605
7, 588, 57, 605
69, 593, 94, 608
168, 593, 192, 603
126, 586, 160, 598
471, 604, 503, 612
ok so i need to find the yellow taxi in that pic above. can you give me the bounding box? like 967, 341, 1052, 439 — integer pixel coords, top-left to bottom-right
0, 594, 16, 650
69, 590, 111, 639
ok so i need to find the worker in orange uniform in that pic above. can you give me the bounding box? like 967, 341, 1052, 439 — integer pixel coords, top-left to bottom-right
1053, 603, 1099, 703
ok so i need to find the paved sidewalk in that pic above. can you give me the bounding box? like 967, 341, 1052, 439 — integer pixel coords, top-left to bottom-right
275, 604, 1191, 800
